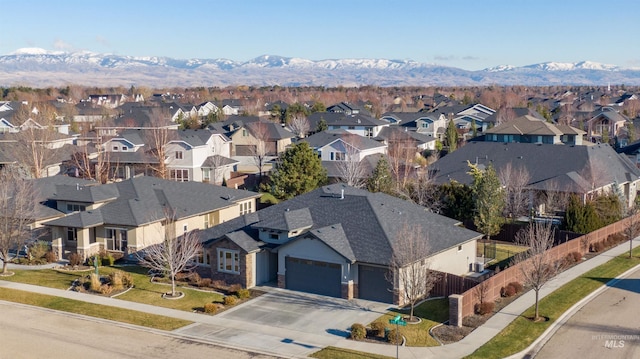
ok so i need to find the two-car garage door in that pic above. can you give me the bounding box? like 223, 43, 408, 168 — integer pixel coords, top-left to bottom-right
285, 257, 341, 298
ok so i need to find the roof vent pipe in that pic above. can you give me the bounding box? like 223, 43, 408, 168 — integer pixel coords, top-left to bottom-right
341, 189, 344, 200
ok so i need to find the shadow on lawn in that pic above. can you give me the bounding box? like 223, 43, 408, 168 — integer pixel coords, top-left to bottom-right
584, 277, 640, 294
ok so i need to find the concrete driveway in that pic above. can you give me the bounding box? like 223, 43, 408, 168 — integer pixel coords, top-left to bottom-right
175, 287, 393, 357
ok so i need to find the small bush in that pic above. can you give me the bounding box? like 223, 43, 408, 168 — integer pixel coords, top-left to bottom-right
99, 284, 113, 295
191, 272, 202, 285
229, 283, 242, 294
109, 270, 124, 290
350, 323, 366, 340
29, 241, 50, 260
369, 321, 386, 337
199, 278, 212, 288
474, 301, 495, 315
69, 253, 82, 266
211, 280, 226, 289
121, 272, 134, 287
175, 272, 190, 282
87, 255, 102, 267
44, 251, 57, 263
102, 254, 115, 266
500, 285, 516, 297
594, 241, 605, 252
236, 288, 250, 299
508, 281, 523, 294
570, 251, 582, 262
89, 273, 101, 292
224, 295, 238, 306
609, 233, 625, 244
386, 328, 402, 344
204, 303, 217, 314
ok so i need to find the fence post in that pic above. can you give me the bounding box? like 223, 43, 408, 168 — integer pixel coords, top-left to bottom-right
449, 294, 464, 327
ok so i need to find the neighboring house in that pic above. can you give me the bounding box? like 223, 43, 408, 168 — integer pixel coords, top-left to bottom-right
201, 184, 482, 303
221, 99, 244, 116
326, 102, 371, 116
29, 176, 96, 231
303, 129, 387, 182
197, 101, 219, 117
430, 104, 496, 133
211, 116, 294, 157
587, 108, 628, 142
617, 139, 640, 168
88, 94, 128, 108
100, 129, 155, 180
380, 112, 447, 139
430, 141, 640, 214
164, 129, 236, 184
0, 112, 17, 133
97, 106, 179, 136
374, 126, 438, 151
73, 102, 109, 132
484, 115, 586, 145
43, 176, 261, 260
307, 112, 389, 138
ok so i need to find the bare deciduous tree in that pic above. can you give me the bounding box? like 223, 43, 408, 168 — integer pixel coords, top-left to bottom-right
387, 132, 416, 190
12, 103, 60, 178
499, 162, 531, 220
288, 115, 310, 138
386, 223, 440, 321
512, 221, 561, 321
336, 139, 366, 188
136, 208, 202, 297
0, 166, 35, 274
70, 141, 113, 183
624, 205, 640, 258
248, 122, 270, 180
145, 109, 175, 179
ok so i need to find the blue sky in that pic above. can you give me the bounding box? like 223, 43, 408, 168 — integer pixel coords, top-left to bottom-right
2, 0, 639, 70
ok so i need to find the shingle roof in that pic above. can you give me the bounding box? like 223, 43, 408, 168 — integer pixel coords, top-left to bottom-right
485, 115, 585, 136
303, 130, 386, 151
202, 184, 481, 265
430, 142, 640, 193
44, 177, 260, 228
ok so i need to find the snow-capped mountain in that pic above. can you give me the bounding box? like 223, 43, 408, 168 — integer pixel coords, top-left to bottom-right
1, 48, 639, 87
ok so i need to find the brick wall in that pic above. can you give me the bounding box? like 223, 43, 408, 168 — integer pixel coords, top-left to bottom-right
208, 239, 252, 288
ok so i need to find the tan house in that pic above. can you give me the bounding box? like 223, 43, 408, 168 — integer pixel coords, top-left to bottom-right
484, 115, 586, 145
43, 176, 260, 260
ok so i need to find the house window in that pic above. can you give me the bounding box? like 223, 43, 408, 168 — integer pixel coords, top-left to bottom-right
121, 147, 127, 151
348, 126, 355, 130
66, 204, 86, 213
204, 212, 218, 228
105, 228, 128, 251
269, 233, 279, 240
112, 146, 118, 151
202, 168, 211, 182
217, 248, 240, 274
66, 227, 78, 241
242, 129, 248, 137
240, 201, 252, 215
175, 151, 183, 159
170, 169, 189, 182
365, 127, 373, 137
331, 152, 345, 161
421, 122, 429, 128
458, 245, 463, 252
195, 250, 211, 266
183, 224, 188, 234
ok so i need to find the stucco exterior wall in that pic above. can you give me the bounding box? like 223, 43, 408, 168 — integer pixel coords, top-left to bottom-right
429, 239, 478, 276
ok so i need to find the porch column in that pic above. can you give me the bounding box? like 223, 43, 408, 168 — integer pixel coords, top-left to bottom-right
51, 227, 63, 260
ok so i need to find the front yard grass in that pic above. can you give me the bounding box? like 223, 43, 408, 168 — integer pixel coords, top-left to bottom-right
477, 242, 529, 269
0, 287, 192, 330
370, 298, 449, 347
310, 346, 394, 359
465, 246, 640, 359
0, 265, 225, 313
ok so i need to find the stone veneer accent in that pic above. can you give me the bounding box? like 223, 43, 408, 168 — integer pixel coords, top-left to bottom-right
277, 274, 285, 288
449, 294, 463, 327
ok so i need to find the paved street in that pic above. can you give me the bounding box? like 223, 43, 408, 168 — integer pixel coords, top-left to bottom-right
535, 266, 640, 358
0, 301, 280, 359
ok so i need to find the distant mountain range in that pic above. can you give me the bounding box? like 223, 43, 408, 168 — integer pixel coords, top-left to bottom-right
1, 48, 639, 88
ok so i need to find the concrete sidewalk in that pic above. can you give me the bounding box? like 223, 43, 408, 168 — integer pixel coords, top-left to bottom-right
0, 237, 639, 359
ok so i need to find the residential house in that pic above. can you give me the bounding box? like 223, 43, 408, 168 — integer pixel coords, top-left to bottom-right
326, 102, 371, 116
202, 184, 482, 303
374, 126, 438, 151
484, 115, 586, 145
587, 108, 628, 143
307, 112, 388, 138
88, 94, 128, 109
430, 141, 640, 214
380, 112, 446, 139
221, 99, 244, 116
211, 116, 294, 157
43, 176, 260, 260
164, 129, 236, 184
303, 129, 387, 181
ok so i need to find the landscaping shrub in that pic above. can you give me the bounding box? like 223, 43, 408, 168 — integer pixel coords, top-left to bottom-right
29, 241, 50, 260
44, 251, 57, 263
211, 280, 226, 289
87, 255, 102, 267
121, 272, 134, 288
570, 251, 582, 262
175, 272, 190, 282
69, 253, 82, 266
191, 272, 202, 285
224, 295, 238, 306
229, 283, 242, 294
199, 278, 212, 288
99, 284, 113, 295
508, 281, 523, 294
204, 303, 217, 314
369, 321, 386, 337
608, 233, 625, 245
474, 301, 495, 315
349, 323, 366, 340
500, 284, 516, 297
89, 273, 101, 292
236, 288, 250, 299
386, 328, 402, 344
109, 270, 125, 290
102, 254, 115, 266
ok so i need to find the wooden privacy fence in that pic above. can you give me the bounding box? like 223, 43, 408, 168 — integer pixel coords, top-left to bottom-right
449, 214, 638, 325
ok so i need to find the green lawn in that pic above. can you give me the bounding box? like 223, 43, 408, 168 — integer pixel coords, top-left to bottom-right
477, 242, 529, 269
0, 265, 224, 313
0, 287, 191, 330
465, 247, 640, 359
369, 298, 449, 347
310, 347, 394, 359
